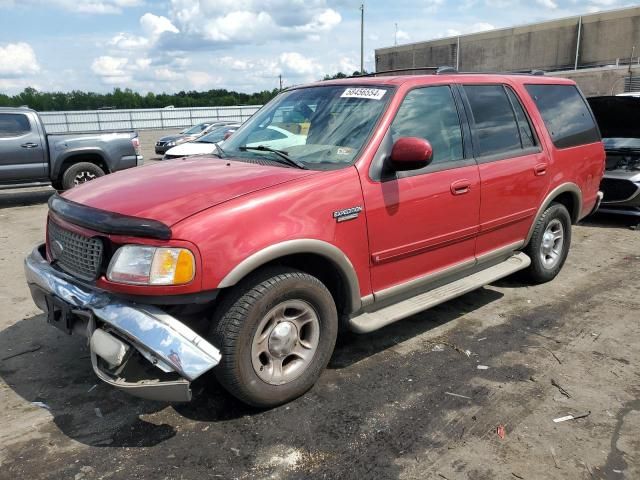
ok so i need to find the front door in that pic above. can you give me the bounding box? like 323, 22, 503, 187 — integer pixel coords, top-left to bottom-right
360, 85, 481, 298
0, 112, 46, 183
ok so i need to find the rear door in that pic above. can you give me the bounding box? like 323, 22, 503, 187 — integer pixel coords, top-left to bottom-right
0, 112, 46, 182
361, 85, 481, 296
459, 84, 550, 259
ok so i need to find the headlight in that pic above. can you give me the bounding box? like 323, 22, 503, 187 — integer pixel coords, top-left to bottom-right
166, 141, 176, 147
107, 245, 195, 285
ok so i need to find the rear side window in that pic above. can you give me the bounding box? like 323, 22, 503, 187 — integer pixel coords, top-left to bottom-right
525, 84, 600, 148
0, 113, 31, 138
463, 85, 521, 156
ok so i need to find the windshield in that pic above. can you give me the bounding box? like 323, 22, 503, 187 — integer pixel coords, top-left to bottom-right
183, 124, 208, 135
221, 85, 392, 169
197, 126, 235, 143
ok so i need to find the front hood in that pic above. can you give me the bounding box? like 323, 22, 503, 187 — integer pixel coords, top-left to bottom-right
588, 96, 640, 139
158, 135, 182, 142
63, 157, 317, 226
165, 142, 216, 156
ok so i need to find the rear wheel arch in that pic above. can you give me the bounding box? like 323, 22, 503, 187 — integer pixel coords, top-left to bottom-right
217, 240, 362, 316
525, 183, 581, 247
56, 152, 109, 180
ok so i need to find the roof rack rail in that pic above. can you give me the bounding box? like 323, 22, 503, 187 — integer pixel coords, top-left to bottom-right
435, 66, 457, 75
350, 67, 439, 77
348, 67, 545, 78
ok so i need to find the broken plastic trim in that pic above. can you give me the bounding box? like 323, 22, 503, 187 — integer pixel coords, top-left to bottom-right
24, 244, 220, 401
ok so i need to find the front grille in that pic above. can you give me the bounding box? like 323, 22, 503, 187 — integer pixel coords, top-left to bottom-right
48, 220, 104, 281
601, 178, 639, 203
156, 141, 165, 147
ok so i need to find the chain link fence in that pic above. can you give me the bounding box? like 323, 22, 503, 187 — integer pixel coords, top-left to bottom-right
39, 105, 262, 133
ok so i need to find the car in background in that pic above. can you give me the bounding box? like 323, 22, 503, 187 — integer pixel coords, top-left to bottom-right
588, 95, 640, 216
163, 124, 241, 160
0, 107, 142, 191
163, 125, 306, 160
155, 121, 237, 155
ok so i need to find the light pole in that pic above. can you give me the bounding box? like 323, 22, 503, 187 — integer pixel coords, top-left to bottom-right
360, 3, 364, 74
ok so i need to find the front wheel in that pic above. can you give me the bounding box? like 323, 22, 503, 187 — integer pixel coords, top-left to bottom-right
524, 202, 572, 283
211, 269, 338, 407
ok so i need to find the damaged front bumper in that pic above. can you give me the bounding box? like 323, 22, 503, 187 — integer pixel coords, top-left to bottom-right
24, 244, 221, 402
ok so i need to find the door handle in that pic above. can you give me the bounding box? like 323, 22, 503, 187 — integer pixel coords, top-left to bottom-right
21, 142, 39, 149
534, 163, 547, 176
450, 179, 471, 195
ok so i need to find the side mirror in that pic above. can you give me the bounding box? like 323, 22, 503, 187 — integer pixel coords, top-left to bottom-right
390, 137, 433, 171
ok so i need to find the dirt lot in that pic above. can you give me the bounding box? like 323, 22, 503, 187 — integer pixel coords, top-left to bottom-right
0, 151, 639, 479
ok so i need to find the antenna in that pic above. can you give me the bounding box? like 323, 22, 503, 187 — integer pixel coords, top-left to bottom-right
360, 4, 365, 74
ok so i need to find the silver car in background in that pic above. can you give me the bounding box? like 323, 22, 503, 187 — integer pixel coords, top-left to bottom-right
588, 95, 640, 216
154, 121, 237, 155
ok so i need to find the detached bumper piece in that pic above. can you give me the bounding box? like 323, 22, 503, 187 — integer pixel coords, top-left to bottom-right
24, 245, 221, 402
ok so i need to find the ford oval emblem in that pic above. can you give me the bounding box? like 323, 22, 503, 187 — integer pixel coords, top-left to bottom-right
51, 240, 64, 259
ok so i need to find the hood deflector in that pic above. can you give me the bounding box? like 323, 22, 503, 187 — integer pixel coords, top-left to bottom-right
49, 194, 172, 240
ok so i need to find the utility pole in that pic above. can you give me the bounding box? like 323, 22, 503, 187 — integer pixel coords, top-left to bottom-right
628, 45, 635, 92
395, 23, 398, 46
360, 3, 364, 74
279, 74, 283, 91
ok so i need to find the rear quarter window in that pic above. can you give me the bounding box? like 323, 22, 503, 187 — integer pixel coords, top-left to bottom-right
525, 84, 600, 149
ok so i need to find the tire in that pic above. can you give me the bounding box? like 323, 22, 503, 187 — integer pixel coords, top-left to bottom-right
211, 268, 338, 408
524, 202, 572, 284
60, 162, 105, 190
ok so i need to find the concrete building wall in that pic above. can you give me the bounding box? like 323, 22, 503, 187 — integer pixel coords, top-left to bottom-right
375, 6, 640, 75
553, 65, 640, 97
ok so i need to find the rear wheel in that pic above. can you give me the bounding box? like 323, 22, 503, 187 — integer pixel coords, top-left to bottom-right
211, 268, 338, 407
60, 162, 105, 190
524, 202, 572, 283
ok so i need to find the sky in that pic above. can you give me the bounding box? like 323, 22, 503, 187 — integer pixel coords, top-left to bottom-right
0, 0, 635, 94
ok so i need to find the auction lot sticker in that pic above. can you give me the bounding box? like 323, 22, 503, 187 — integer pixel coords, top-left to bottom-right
341, 87, 386, 100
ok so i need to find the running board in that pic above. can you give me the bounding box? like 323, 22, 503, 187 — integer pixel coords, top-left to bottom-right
349, 252, 531, 334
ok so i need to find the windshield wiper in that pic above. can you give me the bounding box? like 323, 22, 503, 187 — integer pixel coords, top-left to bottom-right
238, 145, 307, 169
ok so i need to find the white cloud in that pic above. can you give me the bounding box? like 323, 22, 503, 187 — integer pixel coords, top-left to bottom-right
140, 13, 180, 38
396, 29, 411, 42
424, 0, 444, 13
109, 13, 178, 51
469, 22, 496, 33
91, 56, 130, 83
109, 33, 149, 50
166, 0, 342, 46
535, 0, 558, 8
279, 52, 320, 76
0, 42, 41, 77
0, 0, 144, 14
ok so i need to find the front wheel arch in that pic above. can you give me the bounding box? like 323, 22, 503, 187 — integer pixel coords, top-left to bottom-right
217, 240, 362, 315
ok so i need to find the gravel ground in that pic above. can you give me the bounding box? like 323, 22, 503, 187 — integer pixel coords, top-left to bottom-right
0, 151, 639, 479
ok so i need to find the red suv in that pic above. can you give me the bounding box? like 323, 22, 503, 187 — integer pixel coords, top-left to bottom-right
25, 74, 605, 407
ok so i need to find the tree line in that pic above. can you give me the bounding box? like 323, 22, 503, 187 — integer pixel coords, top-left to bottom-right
0, 87, 280, 111
0, 72, 367, 111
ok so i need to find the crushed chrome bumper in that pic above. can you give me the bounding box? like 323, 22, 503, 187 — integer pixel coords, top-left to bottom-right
24, 244, 221, 402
